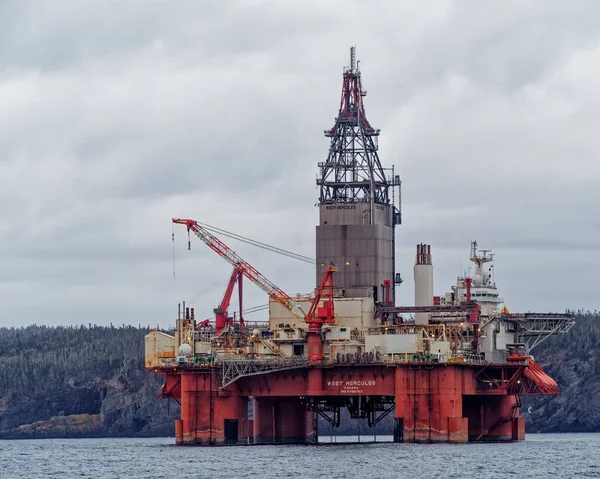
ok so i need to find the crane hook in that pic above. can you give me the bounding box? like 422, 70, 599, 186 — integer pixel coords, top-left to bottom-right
187, 228, 191, 251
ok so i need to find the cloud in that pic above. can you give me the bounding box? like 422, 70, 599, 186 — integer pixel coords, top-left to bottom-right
1, 0, 599, 327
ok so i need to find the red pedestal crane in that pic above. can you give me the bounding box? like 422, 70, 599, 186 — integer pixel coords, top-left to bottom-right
173, 218, 337, 362
304, 264, 337, 363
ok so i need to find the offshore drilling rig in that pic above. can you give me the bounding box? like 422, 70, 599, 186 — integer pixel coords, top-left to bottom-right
145, 48, 575, 445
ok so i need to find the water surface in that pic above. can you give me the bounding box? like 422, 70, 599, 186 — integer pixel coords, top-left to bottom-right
1, 433, 598, 478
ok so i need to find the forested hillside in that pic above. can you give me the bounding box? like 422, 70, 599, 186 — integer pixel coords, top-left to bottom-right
0, 312, 597, 438
0, 325, 178, 438
522, 310, 600, 432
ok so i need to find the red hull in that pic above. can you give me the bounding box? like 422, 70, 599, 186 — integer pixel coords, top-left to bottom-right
161, 363, 533, 445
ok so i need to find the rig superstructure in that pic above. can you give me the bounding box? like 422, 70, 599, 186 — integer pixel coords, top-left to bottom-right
145, 48, 575, 445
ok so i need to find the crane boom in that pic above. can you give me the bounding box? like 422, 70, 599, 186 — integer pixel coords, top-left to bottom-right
173, 218, 306, 319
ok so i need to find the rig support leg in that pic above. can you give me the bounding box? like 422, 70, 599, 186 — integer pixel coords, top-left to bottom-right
483, 395, 524, 442
394, 367, 468, 443
180, 373, 249, 445
393, 418, 403, 443
464, 395, 524, 442
253, 397, 275, 445
253, 397, 316, 444
394, 367, 412, 442
275, 397, 309, 444
175, 419, 183, 445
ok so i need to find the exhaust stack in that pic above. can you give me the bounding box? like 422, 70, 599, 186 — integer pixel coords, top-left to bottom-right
414, 244, 433, 325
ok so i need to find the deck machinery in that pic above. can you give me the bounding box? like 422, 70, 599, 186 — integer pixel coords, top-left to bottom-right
145, 48, 575, 445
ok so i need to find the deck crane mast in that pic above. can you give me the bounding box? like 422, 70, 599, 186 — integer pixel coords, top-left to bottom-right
173, 218, 307, 320
212, 267, 243, 335
172, 218, 336, 362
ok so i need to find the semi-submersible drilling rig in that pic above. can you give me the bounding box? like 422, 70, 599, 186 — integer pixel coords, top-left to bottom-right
145, 48, 575, 445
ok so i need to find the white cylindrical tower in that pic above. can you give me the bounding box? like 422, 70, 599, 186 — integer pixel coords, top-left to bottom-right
414, 244, 433, 325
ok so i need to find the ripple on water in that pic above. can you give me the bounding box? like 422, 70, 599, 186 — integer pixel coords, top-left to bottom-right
0, 434, 599, 479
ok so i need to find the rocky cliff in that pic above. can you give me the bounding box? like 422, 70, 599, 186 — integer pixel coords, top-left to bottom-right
522, 310, 600, 432
0, 325, 178, 439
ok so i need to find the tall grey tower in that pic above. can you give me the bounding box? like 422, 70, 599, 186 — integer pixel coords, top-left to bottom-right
316, 47, 401, 304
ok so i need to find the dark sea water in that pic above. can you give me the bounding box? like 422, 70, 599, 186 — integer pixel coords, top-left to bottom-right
1, 433, 598, 479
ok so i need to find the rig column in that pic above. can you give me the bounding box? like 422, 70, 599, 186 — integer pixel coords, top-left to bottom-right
253, 397, 317, 444
436, 368, 469, 443
275, 397, 312, 444
394, 367, 410, 442
466, 395, 524, 442
180, 372, 249, 445
175, 419, 183, 445
394, 366, 469, 443
253, 397, 275, 444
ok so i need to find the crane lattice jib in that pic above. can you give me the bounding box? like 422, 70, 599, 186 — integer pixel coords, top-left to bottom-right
172, 218, 306, 319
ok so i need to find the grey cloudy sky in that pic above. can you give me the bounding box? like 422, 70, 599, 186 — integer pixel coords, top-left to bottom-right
1, 0, 599, 328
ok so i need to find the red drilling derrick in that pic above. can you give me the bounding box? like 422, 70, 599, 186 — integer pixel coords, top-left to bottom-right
319, 46, 390, 206
328, 45, 375, 134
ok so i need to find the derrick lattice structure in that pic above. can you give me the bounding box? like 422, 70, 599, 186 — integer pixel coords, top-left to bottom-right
318, 47, 389, 206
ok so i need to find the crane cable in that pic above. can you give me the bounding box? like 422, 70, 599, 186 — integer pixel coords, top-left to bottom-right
173, 220, 312, 318
196, 221, 315, 265
243, 304, 269, 314
199, 303, 269, 322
